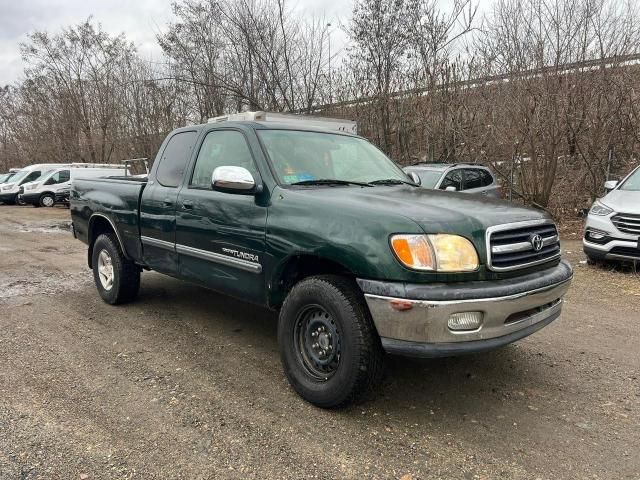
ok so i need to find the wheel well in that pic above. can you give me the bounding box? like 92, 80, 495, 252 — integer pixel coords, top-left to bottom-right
269, 255, 354, 308
87, 216, 118, 269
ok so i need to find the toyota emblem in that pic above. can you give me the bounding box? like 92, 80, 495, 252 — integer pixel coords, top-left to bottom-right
530, 234, 544, 251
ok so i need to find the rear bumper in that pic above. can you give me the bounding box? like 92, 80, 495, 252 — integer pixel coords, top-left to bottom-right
357, 260, 573, 358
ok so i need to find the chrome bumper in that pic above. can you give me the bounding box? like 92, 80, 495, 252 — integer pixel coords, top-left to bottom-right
359, 261, 573, 357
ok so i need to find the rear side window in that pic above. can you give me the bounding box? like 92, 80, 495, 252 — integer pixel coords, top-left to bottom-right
478, 169, 493, 187
190, 130, 257, 189
440, 169, 463, 191
464, 169, 483, 190
156, 131, 198, 187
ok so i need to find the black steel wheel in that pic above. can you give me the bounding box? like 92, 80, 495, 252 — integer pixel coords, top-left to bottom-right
278, 275, 384, 408
294, 305, 342, 380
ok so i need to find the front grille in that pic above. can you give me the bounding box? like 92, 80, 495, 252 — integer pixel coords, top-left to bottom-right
487, 220, 561, 271
609, 246, 640, 259
611, 213, 640, 235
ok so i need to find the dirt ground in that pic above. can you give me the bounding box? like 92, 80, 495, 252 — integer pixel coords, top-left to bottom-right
0, 206, 638, 480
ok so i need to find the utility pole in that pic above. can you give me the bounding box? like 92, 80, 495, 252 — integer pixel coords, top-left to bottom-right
327, 23, 332, 105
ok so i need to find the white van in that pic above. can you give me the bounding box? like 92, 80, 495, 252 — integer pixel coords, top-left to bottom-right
0, 164, 71, 205
20, 164, 127, 207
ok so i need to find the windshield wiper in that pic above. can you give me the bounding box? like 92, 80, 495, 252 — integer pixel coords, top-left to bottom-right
368, 178, 419, 187
290, 179, 373, 187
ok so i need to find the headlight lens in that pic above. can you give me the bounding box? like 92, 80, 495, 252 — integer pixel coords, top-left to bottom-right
590, 200, 613, 216
390, 234, 479, 272
25, 183, 38, 191
2, 183, 15, 191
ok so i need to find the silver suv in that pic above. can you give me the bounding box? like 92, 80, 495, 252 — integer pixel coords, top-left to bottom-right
403, 163, 502, 197
583, 165, 640, 263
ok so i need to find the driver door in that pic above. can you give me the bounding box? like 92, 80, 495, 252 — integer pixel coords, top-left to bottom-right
175, 128, 267, 303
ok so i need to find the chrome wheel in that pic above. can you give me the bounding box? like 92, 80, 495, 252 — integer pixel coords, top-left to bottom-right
294, 305, 341, 381
97, 249, 114, 291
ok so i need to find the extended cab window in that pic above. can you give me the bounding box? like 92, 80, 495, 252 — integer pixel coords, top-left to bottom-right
156, 131, 198, 187
440, 170, 463, 191
190, 130, 257, 189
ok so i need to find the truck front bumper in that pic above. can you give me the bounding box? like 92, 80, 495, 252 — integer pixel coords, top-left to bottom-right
357, 260, 573, 358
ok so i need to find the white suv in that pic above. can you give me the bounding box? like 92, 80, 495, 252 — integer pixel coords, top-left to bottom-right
583, 165, 640, 263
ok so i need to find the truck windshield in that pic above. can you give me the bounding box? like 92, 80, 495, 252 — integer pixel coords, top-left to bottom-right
257, 130, 411, 186
619, 167, 640, 191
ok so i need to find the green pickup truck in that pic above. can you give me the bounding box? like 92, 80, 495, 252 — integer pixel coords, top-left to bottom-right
70, 113, 573, 407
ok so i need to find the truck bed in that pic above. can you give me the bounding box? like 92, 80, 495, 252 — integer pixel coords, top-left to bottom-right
70, 177, 148, 262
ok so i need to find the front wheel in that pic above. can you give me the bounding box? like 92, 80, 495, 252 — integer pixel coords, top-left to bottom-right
278, 275, 384, 408
39, 193, 55, 207
92, 233, 141, 305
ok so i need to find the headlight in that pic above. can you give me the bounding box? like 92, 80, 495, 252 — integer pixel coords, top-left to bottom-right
390, 234, 479, 272
2, 183, 15, 191
589, 200, 613, 216
25, 184, 38, 191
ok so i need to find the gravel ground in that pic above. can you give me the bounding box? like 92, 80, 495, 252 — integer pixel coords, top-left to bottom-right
0, 206, 638, 480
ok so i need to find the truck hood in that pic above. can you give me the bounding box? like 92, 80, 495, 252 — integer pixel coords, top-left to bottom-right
602, 189, 640, 214
292, 185, 550, 234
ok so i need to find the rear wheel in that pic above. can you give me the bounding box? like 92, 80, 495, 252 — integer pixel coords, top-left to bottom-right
39, 193, 55, 207
92, 233, 140, 304
278, 275, 384, 408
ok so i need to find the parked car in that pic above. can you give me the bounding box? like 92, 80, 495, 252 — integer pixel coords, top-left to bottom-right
583, 165, 640, 263
0, 172, 16, 184
0, 164, 71, 205
403, 163, 502, 197
70, 111, 572, 408
20, 165, 127, 207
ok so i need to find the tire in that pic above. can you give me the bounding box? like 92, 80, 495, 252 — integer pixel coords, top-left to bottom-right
91, 233, 140, 305
278, 275, 384, 408
39, 193, 55, 207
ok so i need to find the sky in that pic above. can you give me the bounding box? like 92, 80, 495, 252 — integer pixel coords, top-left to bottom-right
0, 0, 354, 86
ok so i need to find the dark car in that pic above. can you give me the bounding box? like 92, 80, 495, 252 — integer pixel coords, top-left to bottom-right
70, 112, 572, 408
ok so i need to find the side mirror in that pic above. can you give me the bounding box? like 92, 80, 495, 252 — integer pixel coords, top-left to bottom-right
604, 180, 618, 192
407, 172, 421, 185
212, 166, 257, 194
445, 186, 457, 192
